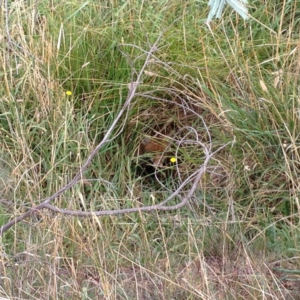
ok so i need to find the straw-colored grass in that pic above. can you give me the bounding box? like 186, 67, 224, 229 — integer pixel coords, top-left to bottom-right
1, 0, 300, 299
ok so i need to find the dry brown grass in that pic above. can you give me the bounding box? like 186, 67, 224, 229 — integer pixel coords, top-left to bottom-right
1, 1, 300, 299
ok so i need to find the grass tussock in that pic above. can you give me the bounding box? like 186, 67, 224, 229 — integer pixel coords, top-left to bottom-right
1, 0, 300, 299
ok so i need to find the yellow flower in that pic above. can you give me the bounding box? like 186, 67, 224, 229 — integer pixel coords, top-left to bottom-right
170, 157, 177, 163
66, 90, 72, 96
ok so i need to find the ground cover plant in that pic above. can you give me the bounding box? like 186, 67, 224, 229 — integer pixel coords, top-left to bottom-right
1, 0, 300, 299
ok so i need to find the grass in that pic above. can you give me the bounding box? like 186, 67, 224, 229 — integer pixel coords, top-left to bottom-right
1, 0, 300, 299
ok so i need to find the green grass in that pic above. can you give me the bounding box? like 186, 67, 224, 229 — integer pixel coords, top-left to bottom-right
1, 0, 300, 299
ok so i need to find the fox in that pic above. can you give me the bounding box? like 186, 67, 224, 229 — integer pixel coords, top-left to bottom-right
139, 137, 169, 167
133, 136, 178, 180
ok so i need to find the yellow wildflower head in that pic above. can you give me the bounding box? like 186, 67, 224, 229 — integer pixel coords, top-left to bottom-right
65, 90, 72, 96
170, 157, 177, 163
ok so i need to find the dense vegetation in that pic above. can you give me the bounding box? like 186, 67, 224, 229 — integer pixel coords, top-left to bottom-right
1, 1, 300, 299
